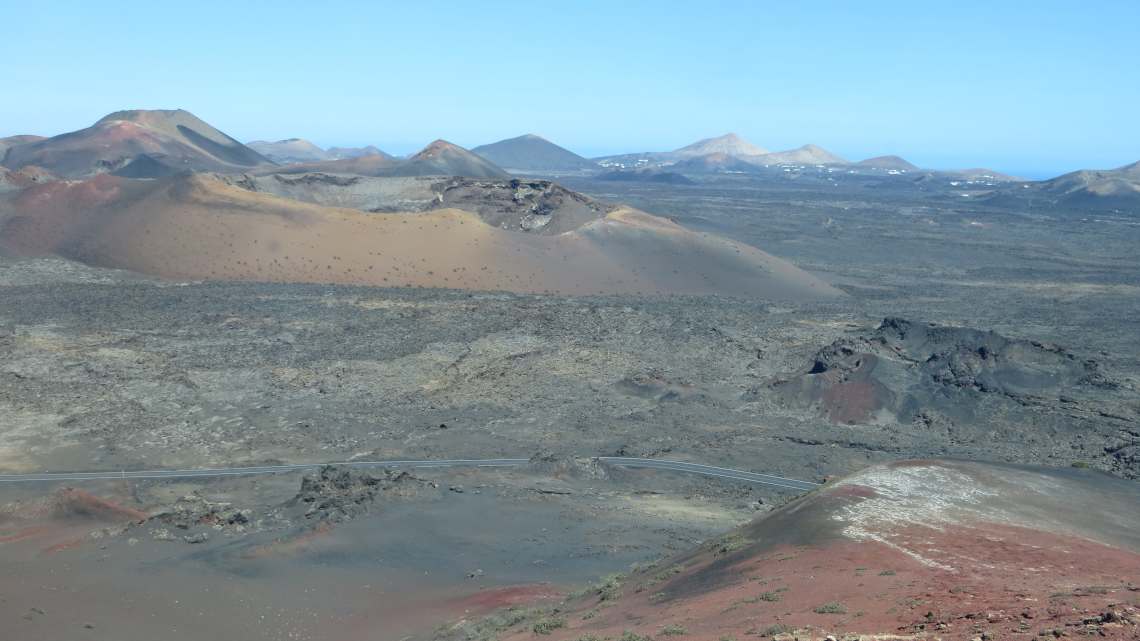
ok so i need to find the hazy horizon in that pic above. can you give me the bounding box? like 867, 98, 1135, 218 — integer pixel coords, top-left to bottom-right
4, 1, 1138, 179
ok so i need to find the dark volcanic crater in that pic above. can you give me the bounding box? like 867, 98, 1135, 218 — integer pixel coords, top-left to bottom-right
769, 317, 1137, 477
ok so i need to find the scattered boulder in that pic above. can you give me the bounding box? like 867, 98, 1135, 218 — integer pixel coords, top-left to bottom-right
285, 465, 427, 523
150, 493, 252, 531
527, 452, 609, 481
182, 532, 209, 544
616, 369, 710, 403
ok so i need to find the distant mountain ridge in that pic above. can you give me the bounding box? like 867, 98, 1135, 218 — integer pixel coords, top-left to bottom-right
267, 139, 509, 178
247, 138, 330, 163
327, 145, 390, 160
593, 134, 850, 171
248, 139, 394, 164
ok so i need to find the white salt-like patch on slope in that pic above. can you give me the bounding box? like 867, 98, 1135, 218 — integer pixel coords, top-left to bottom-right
831, 464, 1008, 571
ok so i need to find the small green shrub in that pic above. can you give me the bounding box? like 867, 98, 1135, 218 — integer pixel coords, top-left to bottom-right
598, 574, 624, 601
713, 533, 750, 556
570, 573, 625, 603
532, 616, 566, 634
653, 565, 684, 582
660, 624, 687, 636
759, 624, 789, 636
813, 601, 848, 614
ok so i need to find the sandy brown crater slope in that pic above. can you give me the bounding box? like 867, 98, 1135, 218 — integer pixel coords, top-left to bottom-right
0, 173, 843, 299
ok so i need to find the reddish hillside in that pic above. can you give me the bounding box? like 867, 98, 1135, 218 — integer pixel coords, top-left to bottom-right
440, 460, 1140, 640
2, 109, 274, 178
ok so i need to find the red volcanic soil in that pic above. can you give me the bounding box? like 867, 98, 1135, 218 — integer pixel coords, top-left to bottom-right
452, 584, 564, 611
48, 487, 148, 522
0, 487, 147, 556
240, 521, 335, 559
475, 461, 1140, 640
3, 486, 148, 523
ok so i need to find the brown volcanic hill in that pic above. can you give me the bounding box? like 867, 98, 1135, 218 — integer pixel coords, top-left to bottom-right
444, 460, 1140, 641
0, 135, 47, 159
0, 173, 842, 300
674, 133, 768, 158
391, 139, 510, 178
246, 138, 331, 164
997, 160, 1140, 211
855, 154, 918, 171
755, 143, 849, 165
2, 109, 274, 178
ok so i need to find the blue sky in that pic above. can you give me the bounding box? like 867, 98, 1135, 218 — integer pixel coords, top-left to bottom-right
2, 1, 1137, 178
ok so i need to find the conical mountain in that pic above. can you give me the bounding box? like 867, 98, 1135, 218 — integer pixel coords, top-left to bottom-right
2, 108, 274, 177
855, 155, 918, 171
673, 133, 768, 158
472, 134, 597, 172
388, 140, 510, 178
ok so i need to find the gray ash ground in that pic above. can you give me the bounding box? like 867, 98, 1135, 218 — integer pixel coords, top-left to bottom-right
1, 171, 1138, 640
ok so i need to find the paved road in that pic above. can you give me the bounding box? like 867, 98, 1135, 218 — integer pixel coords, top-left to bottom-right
0, 457, 820, 491
597, 457, 820, 491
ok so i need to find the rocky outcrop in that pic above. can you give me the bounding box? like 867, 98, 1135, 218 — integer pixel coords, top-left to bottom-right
286, 465, 427, 523
773, 317, 1120, 425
